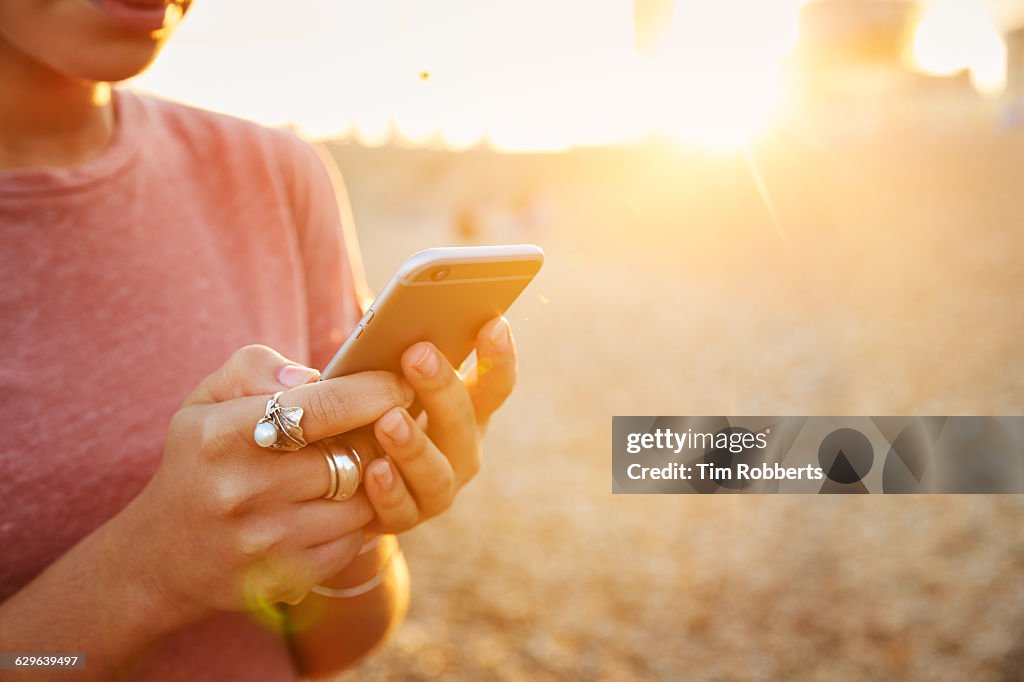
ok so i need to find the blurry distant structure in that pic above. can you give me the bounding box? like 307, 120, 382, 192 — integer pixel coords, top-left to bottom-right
1003, 22, 1024, 124
798, 0, 916, 65
789, 0, 1001, 133
455, 208, 482, 244
1009, 25, 1024, 89
792, 0, 922, 117
633, 0, 676, 56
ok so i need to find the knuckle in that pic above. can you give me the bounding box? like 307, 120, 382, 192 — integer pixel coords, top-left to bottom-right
387, 377, 408, 405
376, 486, 408, 513
345, 495, 376, 528
460, 398, 478, 426
262, 576, 296, 604
243, 468, 275, 501
335, 532, 364, 559
483, 358, 517, 391
391, 440, 427, 466
387, 508, 419, 533
422, 471, 456, 515
281, 589, 309, 606
236, 523, 284, 558
320, 533, 364, 575
211, 476, 254, 516
226, 345, 277, 393
420, 499, 450, 520
372, 489, 416, 529
246, 562, 295, 604
431, 363, 458, 391
306, 388, 341, 426
198, 411, 219, 448
167, 407, 200, 446
198, 411, 234, 459
374, 373, 408, 409
400, 509, 420, 531
235, 344, 272, 365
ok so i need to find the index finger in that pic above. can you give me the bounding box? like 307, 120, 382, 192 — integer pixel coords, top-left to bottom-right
211, 371, 414, 450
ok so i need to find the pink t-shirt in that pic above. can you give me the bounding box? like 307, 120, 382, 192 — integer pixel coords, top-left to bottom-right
0, 90, 365, 680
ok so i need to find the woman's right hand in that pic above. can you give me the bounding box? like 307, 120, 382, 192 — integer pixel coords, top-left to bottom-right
122, 344, 413, 620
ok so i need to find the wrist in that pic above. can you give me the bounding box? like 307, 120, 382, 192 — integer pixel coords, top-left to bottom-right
0, 495, 203, 678
103, 491, 208, 635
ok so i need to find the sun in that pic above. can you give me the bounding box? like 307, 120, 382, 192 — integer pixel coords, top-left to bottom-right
643, 0, 802, 149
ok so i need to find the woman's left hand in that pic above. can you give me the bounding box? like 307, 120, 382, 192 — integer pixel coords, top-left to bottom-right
358, 316, 516, 533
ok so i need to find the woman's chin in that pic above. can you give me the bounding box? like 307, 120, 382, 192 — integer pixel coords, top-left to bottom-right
72, 46, 166, 83
0, 0, 181, 84
76, 49, 163, 82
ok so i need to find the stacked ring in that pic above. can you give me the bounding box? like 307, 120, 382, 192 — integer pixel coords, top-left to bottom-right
315, 439, 363, 501
321, 445, 341, 500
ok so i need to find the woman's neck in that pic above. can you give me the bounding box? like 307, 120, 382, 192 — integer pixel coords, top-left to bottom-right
0, 37, 115, 170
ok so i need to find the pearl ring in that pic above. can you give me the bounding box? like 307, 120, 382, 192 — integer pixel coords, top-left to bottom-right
253, 391, 307, 451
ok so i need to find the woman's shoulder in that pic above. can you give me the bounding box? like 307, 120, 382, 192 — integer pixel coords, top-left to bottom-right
122, 89, 325, 181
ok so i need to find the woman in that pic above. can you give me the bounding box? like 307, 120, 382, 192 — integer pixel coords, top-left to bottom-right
0, 1, 518, 679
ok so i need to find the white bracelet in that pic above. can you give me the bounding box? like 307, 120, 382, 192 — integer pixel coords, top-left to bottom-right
309, 542, 398, 599
310, 572, 385, 599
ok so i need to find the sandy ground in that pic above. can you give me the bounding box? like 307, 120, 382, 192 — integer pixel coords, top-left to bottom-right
324, 90, 1024, 680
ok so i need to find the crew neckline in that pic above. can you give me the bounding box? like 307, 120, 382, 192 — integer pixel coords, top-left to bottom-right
0, 89, 142, 197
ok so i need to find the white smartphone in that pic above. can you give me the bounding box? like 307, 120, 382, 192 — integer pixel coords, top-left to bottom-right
320, 244, 544, 380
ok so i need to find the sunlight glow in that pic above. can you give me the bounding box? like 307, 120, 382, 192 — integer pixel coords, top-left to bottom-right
131, 1, 806, 152
645, 0, 800, 148
910, 0, 1007, 96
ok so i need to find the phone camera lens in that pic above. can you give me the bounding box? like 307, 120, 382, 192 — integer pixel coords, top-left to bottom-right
431, 267, 450, 281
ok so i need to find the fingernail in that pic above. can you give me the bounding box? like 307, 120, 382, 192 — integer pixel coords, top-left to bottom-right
489, 318, 511, 352
373, 459, 394, 491
412, 344, 439, 376
380, 409, 410, 444
278, 364, 320, 388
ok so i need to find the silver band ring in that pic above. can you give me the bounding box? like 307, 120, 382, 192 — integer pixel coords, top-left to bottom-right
253, 391, 307, 451
315, 440, 363, 501
321, 446, 340, 499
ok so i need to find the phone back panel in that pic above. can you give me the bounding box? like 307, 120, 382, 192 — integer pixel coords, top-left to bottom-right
321, 246, 542, 379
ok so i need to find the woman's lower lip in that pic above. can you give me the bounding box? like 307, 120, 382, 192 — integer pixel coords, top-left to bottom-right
87, 0, 173, 32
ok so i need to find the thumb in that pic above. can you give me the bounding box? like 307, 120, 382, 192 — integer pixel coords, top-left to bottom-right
184, 344, 320, 406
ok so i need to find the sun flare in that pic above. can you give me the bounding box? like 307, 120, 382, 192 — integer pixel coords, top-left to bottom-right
132, 1, 827, 152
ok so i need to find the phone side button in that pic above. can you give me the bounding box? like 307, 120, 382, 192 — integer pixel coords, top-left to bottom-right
353, 324, 364, 339
363, 309, 374, 325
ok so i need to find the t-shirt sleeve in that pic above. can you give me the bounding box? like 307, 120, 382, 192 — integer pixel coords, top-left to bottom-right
277, 135, 371, 370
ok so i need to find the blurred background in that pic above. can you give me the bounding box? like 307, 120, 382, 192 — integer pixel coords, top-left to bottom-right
137, 1, 1024, 679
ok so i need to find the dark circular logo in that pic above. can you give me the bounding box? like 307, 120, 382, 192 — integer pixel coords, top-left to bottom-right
818, 428, 874, 484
